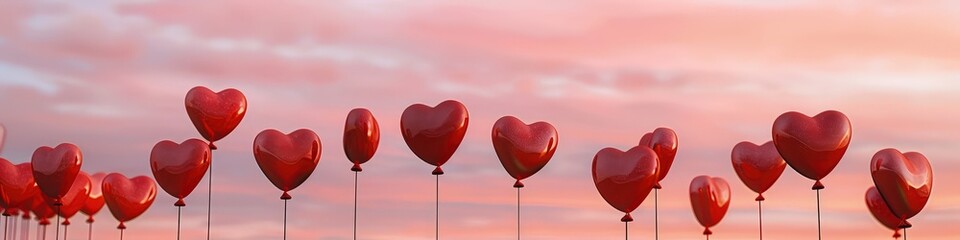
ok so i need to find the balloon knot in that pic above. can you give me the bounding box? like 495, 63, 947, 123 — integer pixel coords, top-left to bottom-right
117, 222, 126, 230
703, 228, 713, 235
86, 216, 95, 223
620, 213, 633, 222
40, 219, 50, 225
431, 166, 444, 175
513, 180, 525, 188
281, 191, 292, 200
53, 198, 64, 206
351, 163, 363, 172
898, 219, 912, 229
755, 194, 765, 201
653, 182, 662, 189
62, 219, 70, 226
208, 142, 218, 150
893, 230, 901, 238
812, 181, 825, 190
175, 198, 186, 207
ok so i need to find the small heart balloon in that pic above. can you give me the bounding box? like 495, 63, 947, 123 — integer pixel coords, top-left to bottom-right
492, 116, 558, 188
31, 143, 83, 204
731, 141, 786, 201
253, 129, 322, 199
184, 86, 248, 149
639, 127, 678, 188
400, 100, 469, 175
150, 139, 211, 206
592, 146, 659, 222
689, 175, 731, 236
870, 148, 932, 223
30, 191, 55, 220
81, 172, 107, 222
102, 173, 157, 229
0, 159, 37, 210
43, 171, 91, 221
344, 108, 380, 172
772, 110, 851, 189
866, 186, 906, 232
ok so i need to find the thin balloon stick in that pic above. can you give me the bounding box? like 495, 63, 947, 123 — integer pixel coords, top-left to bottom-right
118, 228, 123, 240
517, 187, 521, 240
816, 189, 821, 240
435, 175, 439, 240
758, 199, 763, 240
206, 150, 213, 240
624, 221, 628, 240
87, 220, 92, 240
55, 206, 60, 240
902, 227, 906, 240
354, 171, 358, 240
4, 215, 7, 240
282, 199, 288, 240
61, 224, 65, 240
10, 216, 15, 240
177, 206, 182, 240
654, 188, 659, 240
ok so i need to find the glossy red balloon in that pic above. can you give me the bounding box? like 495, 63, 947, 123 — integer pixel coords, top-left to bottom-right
639, 127, 678, 188
31, 143, 83, 204
0, 159, 37, 210
772, 110, 851, 189
866, 186, 905, 231
400, 100, 469, 175
492, 116, 558, 187
150, 139, 211, 206
344, 108, 380, 172
185, 86, 248, 149
30, 191, 55, 221
81, 172, 106, 221
870, 148, 932, 221
731, 141, 786, 200
102, 173, 157, 229
42, 171, 91, 220
689, 175, 731, 235
253, 129, 321, 199
591, 146, 659, 221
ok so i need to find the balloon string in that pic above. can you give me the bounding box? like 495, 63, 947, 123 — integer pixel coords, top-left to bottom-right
4, 215, 7, 240
624, 221, 628, 240
354, 171, 358, 240
758, 199, 763, 240
206, 151, 214, 240
816, 189, 821, 240
87, 221, 92, 240
41, 225, 45, 240
902, 227, 906, 240
55, 206, 60, 240
61, 225, 65, 240
119, 228, 123, 240
517, 187, 521, 240
177, 206, 182, 240
435, 174, 439, 240
283, 199, 288, 240
654, 188, 659, 240
11, 217, 16, 240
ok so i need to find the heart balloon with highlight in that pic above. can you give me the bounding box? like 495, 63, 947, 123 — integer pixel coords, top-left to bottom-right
102, 173, 157, 229
689, 175, 731, 236
0, 159, 37, 210
253, 129, 322, 199
772, 110, 851, 189
43, 171, 91, 221
81, 172, 106, 222
870, 148, 932, 223
731, 141, 786, 201
185, 86, 247, 149
31, 143, 83, 204
400, 100, 469, 175
150, 139, 211, 206
866, 186, 906, 234
639, 127, 678, 188
592, 146, 659, 222
492, 116, 558, 188
344, 108, 380, 172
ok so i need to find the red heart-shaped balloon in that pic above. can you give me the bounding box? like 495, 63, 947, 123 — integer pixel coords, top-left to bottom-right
253, 129, 321, 199
772, 110, 851, 189
866, 186, 906, 233
492, 116, 558, 188
400, 100, 469, 175
29, 190, 55, 221
102, 173, 157, 229
42, 171, 91, 221
185, 86, 248, 149
81, 172, 106, 222
31, 143, 83, 204
731, 141, 786, 200
639, 127, 678, 188
870, 148, 932, 222
592, 146, 659, 222
689, 175, 731, 235
0, 159, 37, 211
344, 108, 380, 172
150, 139, 211, 206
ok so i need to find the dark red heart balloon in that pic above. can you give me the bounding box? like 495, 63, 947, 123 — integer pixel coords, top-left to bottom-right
344, 108, 380, 172
0, 159, 37, 211
870, 148, 932, 223
492, 116, 558, 188
102, 173, 156, 229
253, 129, 321, 200
591, 146, 659, 222
185, 86, 247, 149
400, 100, 469, 175
31, 143, 83, 204
150, 139, 211, 206
731, 141, 786, 201
772, 110, 851, 189
42, 171, 91, 221
866, 186, 906, 234
29, 190, 55, 221
639, 127, 678, 188
689, 175, 731, 236
81, 172, 106, 222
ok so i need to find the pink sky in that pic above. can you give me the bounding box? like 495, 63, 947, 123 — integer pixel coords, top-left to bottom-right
1, 0, 959, 239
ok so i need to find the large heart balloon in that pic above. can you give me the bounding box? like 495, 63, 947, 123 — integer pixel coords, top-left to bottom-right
253, 129, 321, 199
150, 139, 211, 206
866, 186, 906, 235
42, 171, 91, 222
592, 146, 659, 222
400, 100, 469, 175
492, 116, 558, 188
31, 143, 83, 204
639, 127, 678, 188
81, 172, 106, 222
689, 175, 731, 235
0, 159, 37, 210
102, 173, 156, 229
870, 148, 932, 223
185, 86, 247, 149
344, 108, 380, 172
731, 141, 786, 201
772, 110, 851, 189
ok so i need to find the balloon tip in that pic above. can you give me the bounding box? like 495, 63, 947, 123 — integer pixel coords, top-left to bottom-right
513, 180, 524, 188
62, 219, 70, 226
281, 191, 292, 200
653, 182, 662, 189
893, 230, 901, 238
703, 228, 713, 235
86, 216, 94, 223
755, 194, 765, 201
432, 167, 444, 175
620, 213, 633, 222
812, 181, 824, 190
898, 219, 912, 229
175, 198, 186, 207
117, 222, 126, 230
208, 142, 218, 150
351, 163, 363, 172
